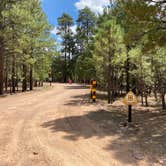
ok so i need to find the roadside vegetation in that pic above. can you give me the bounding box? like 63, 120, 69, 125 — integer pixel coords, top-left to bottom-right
53, 0, 166, 109
0, 0, 56, 94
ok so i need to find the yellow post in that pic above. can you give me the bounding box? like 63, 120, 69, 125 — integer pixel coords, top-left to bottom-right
90, 80, 97, 102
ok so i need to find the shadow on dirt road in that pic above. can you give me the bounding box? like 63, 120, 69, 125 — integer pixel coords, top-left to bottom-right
41, 87, 166, 166
42, 109, 166, 164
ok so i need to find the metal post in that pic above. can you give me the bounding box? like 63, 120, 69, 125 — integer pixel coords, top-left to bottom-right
128, 105, 132, 122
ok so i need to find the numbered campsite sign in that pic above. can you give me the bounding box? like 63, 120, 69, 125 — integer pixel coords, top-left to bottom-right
123, 91, 138, 106
123, 91, 138, 122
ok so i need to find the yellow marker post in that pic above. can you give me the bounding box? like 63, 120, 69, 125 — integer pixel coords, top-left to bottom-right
123, 91, 138, 122
92, 88, 96, 102
90, 80, 97, 102
92, 80, 96, 85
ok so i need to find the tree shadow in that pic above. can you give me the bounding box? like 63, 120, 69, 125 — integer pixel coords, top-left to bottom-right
41, 108, 166, 165
41, 110, 125, 140
0, 94, 7, 98
64, 92, 109, 107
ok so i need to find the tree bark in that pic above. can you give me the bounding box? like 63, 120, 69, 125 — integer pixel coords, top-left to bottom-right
107, 53, 112, 104
9, 80, 12, 94
162, 93, 165, 110
145, 94, 148, 107
11, 55, 16, 93
126, 46, 130, 92
29, 65, 33, 91
34, 80, 37, 87
22, 64, 27, 92
64, 26, 67, 83
161, 89, 165, 110
0, 43, 4, 95
64, 46, 67, 83
141, 92, 144, 105
107, 83, 111, 104
5, 71, 8, 92
153, 83, 158, 101
5, 59, 8, 93
16, 77, 19, 92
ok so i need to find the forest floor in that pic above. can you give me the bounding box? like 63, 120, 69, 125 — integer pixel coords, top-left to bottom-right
0, 83, 165, 166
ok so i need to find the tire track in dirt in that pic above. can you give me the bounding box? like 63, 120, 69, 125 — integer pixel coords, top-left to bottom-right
0, 85, 65, 166
32, 87, 114, 166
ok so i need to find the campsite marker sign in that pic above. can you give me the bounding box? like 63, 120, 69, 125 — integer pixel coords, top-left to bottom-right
123, 91, 138, 106
123, 91, 138, 122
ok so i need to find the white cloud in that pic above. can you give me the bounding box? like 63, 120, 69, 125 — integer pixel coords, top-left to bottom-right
50, 26, 58, 35
75, 0, 110, 13
57, 36, 63, 42
71, 25, 77, 34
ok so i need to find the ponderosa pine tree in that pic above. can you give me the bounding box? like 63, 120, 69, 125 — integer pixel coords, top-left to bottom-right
0, 0, 55, 94
94, 18, 125, 103
57, 13, 74, 82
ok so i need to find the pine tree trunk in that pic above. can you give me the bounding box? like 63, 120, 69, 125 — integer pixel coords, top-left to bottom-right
126, 46, 130, 93
64, 46, 67, 83
162, 93, 165, 110
11, 55, 16, 93
107, 56, 111, 104
0, 43, 4, 95
16, 66, 19, 92
161, 89, 165, 110
110, 70, 115, 103
9, 80, 12, 94
154, 84, 158, 101
22, 64, 27, 92
16, 77, 19, 92
29, 65, 33, 91
145, 94, 148, 107
132, 78, 136, 94
34, 80, 37, 87
107, 84, 111, 104
5, 72, 8, 92
64, 26, 67, 83
141, 92, 144, 106
5, 62, 8, 93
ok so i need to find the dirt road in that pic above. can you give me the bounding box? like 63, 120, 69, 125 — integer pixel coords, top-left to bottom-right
0, 84, 155, 166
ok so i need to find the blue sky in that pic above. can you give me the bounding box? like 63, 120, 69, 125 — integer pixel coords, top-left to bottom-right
41, 0, 78, 26
40, 0, 110, 40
